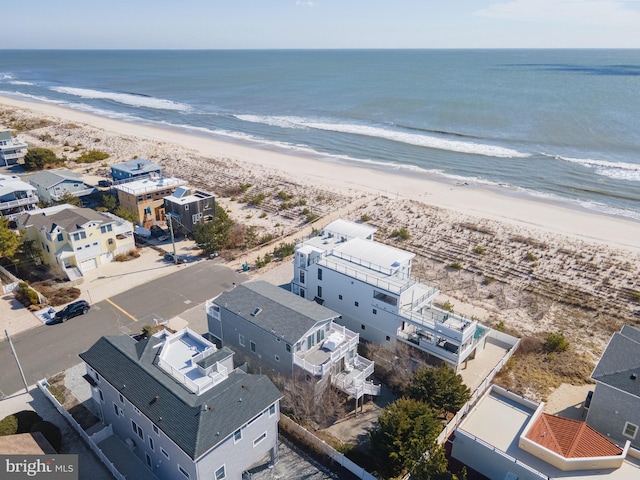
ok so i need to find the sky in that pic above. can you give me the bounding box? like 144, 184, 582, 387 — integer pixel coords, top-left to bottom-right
4, 0, 640, 49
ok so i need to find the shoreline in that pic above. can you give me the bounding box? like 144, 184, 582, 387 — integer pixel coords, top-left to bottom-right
2, 95, 639, 254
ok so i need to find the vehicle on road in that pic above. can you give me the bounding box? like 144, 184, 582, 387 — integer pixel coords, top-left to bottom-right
47, 300, 90, 325
98, 179, 112, 187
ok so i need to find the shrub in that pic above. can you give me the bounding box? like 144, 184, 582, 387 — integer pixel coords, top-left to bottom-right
448, 261, 462, 271
24, 147, 63, 171
525, 252, 537, 262
0, 415, 18, 436
17, 282, 39, 306
360, 214, 371, 222
305, 212, 319, 224
239, 183, 251, 193
273, 242, 295, 259
483, 275, 496, 285
442, 300, 455, 312
474, 245, 486, 254
545, 332, 570, 353
276, 190, 293, 201
391, 226, 410, 240
47, 385, 66, 405
247, 193, 266, 206
75, 149, 109, 163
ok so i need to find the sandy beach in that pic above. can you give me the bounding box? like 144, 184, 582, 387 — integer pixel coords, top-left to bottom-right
2, 95, 639, 400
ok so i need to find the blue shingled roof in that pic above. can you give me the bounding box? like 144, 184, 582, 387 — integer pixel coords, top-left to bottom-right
591, 325, 640, 399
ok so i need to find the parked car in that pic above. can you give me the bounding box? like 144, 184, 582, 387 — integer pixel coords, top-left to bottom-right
150, 225, 166, 238
47, 300, 90, 325
164, 252, 187, 264
98, 179, 112, 187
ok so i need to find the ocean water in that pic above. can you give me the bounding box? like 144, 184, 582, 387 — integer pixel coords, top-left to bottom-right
1, 49, 639, 220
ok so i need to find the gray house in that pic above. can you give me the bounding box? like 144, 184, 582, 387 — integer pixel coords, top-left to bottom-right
110, 159, 163, 183
586, 325, 640, 449
0, 174, 39, 219
206, 281, 380, 403
164, 186, 215, 235
80, 328, 282, 480
27, 169, 96, 204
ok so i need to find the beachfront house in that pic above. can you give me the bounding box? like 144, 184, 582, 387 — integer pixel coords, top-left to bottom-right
114, 176, 186, 227
585, 325, 640, 450
17, 204, 135, 279
80, 328, 282, 480
26, 168, 96, 204
163, 186, 215, 236
206, 281, 380, 403
450, 384, 636, 480
0, 174, 39, 219
0, 130, 28, 167
291, 219, 491, 372
110, 159, 163, 183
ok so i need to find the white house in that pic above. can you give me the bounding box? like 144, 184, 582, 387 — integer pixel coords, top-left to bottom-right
292, 219, 491, 372
0, 130, 28, 167
80, 328, 283, 480
0, 174, 39, 219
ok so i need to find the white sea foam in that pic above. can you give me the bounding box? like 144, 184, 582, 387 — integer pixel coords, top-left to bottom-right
9, 81, 34, 86
556, 155, 640, 182
0, 74, 13, 80
0, 91, 68, 105
50, 86, 191, 112
235, 114, 529, 158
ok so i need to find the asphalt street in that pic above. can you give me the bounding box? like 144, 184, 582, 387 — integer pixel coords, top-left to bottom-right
0, 262, 247, 398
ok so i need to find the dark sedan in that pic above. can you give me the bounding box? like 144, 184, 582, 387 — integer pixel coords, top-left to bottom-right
47, 300, 91, 325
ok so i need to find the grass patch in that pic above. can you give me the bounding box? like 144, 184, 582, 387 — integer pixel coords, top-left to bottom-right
114, 249, 140, 262
76, 149, 110, 163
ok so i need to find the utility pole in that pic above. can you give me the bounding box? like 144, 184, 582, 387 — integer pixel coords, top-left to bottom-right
5, 330, 29, 393
167, 214, 178, 264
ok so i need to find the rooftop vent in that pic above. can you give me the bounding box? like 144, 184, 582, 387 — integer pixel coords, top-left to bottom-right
250, 307, 262, 317
631, 373, 638, 380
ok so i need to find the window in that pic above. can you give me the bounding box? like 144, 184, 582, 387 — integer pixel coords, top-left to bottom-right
178, 465, 190, 478
623, 422, 638, 439
72, 231, 86, 241
250, 341, 256, 353
57, 233, 64, 242
113, 403, 121, 417
373, 309, 377, 315
131, 420, 144, 440
119, 393, 124, 404
145, 453, 151, 468
215, 466, 226, 480
100, 224, 112, 234
133, 406, 141, 415
152, 425, 159, 435
149, 437, 154, 451
253, 432, 267, 447
286, 344, 291, 353
300, 289, 305, 299
361, 324, 366, 330
386, 335, 391, 341
161, 448, 169, 459
317, 286, 323, 298
299, 270, 305, 284
234, 429, 242, 443
146, 194, 152, 199
98, 389, 104, 402
317, 268, 322, 280
184, 204, 189, 210
316, 329, 324, 343
137, 196, 143, 202
355, 301, 359, 307
339, 294, 342, 300
239, 334, 245, 346
275, 355, 280, 362
269, 404, 276, 417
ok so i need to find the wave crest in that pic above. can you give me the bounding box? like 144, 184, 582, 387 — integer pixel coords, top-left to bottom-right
236, 114, 529, 158
557, 155, 640, 182
50, 86, 191, 112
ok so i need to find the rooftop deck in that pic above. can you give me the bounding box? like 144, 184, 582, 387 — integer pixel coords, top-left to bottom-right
156, 328, 228, 395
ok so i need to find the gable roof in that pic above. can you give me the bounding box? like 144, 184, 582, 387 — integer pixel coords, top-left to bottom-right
526, 413, 622, 458
591, 325, 640, 399
0, 130, 13, 141
80, 335, 282, 460
28, 169, 83, 189
18, 205, 108, 233
214, 281, 340, 343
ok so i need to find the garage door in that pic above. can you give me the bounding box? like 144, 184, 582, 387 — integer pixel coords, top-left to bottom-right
79, 257, 98, 272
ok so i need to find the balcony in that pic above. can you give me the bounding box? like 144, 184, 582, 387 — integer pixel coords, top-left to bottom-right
0, 195, 38, 210
332, 355, 380, 399
293, 325, 359, 377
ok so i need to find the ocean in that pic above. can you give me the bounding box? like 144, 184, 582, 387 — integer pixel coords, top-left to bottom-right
1, 49, 639, 220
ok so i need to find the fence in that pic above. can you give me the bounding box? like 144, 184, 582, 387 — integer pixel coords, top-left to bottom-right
37, 379, 126, 480
280, 415, 378, 480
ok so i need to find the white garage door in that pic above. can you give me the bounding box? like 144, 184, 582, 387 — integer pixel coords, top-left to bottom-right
79, 257, 98, 272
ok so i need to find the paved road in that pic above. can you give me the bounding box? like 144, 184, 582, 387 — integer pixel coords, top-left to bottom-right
0, 262, 247, 398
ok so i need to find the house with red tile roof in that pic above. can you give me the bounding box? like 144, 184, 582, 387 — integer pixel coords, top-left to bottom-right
451, 385, 638, 480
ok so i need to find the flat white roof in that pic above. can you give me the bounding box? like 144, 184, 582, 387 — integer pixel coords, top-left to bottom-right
332, 237, 414, 270
114, 176, 186, 195
322, 219, 377, 240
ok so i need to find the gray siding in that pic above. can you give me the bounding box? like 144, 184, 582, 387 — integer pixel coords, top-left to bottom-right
586, 382, 640, 449
212, 309, 295, 376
